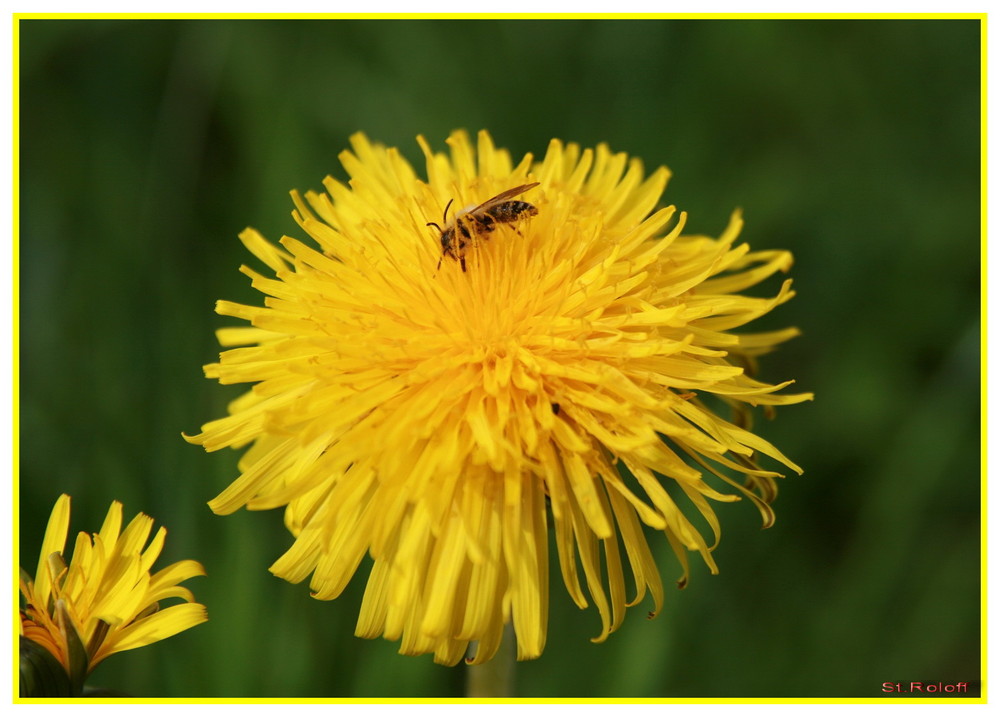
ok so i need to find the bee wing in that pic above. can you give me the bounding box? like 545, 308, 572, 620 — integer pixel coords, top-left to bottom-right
470, 182, 540, 212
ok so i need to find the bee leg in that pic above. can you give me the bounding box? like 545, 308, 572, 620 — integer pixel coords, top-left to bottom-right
437, 256, 443, 270
460, 256, 467, 272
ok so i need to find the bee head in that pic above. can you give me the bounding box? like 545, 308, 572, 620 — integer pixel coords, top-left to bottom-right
439, 227, 455, 253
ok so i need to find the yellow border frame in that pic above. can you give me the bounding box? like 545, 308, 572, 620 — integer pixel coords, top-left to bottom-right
11, 12, 988, 705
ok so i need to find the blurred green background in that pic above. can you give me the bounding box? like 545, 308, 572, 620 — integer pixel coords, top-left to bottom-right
18, 19, 981, 698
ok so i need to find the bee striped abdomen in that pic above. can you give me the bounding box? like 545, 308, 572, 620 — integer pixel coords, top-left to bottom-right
486, 200, 538, 224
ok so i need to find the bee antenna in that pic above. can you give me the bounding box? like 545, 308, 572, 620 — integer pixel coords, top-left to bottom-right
442, 198, 454, 223
426, 221, 442, 231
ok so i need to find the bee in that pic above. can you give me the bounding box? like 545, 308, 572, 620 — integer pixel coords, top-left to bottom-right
428, 182, 540, 271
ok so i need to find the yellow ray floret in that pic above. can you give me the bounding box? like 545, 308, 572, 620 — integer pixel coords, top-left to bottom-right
19, 495, 207, 686
186, 130, 812, 665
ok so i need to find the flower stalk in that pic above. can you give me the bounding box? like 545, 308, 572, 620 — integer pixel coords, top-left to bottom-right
466, 623, 516, 697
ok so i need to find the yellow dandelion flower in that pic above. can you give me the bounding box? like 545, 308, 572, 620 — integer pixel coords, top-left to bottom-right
19, 495, 208, 695
186, 130, 812, 666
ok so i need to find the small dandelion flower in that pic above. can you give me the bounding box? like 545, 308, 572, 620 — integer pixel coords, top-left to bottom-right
19, 495, 208, 696
186, 130, 812, 666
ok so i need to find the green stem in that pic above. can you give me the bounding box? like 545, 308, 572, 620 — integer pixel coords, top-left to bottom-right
465, 623, 516, 698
